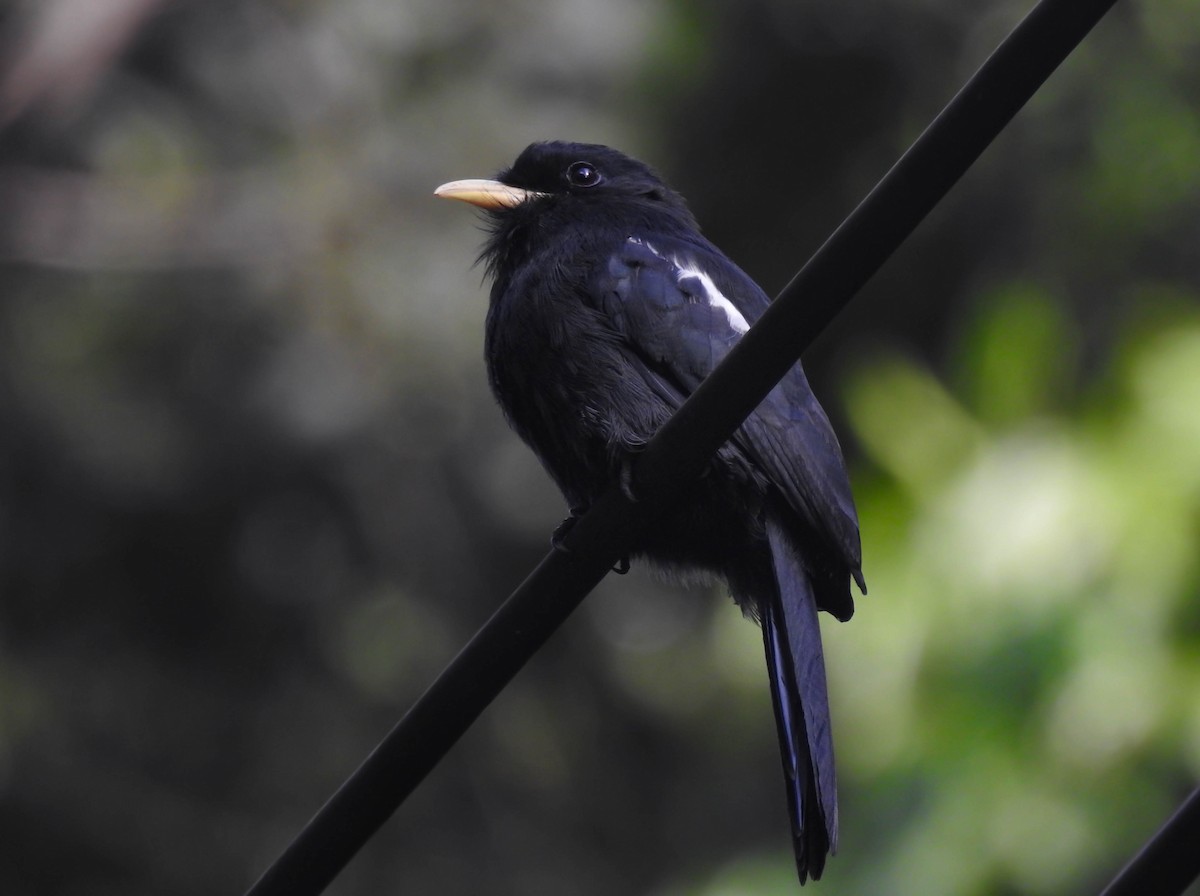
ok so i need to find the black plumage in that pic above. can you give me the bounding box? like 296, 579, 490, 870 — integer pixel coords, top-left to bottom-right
436, 141, 865, 883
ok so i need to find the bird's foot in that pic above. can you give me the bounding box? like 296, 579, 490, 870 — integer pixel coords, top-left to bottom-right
552, 506, 631, 575
551, 506, 588, 553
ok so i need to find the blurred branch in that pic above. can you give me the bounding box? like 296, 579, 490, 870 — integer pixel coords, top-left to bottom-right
0, 0, 168, 125
0, 166, 300, 270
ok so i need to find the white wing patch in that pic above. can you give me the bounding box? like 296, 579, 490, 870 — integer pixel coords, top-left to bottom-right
674, 260, 750, 335
628, 237, 751, 335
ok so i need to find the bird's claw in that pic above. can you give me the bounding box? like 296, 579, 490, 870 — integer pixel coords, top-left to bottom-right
552, 508, 631, 574
551, 507, 588, 553
618, 455, 639, 503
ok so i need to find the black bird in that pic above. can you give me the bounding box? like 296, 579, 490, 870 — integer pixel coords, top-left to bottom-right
436, 141, 865, 883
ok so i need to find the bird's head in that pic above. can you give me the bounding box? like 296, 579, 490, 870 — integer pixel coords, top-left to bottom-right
434, 141, 696, 226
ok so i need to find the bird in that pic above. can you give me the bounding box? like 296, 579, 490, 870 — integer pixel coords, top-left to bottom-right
435, 141, 865, 883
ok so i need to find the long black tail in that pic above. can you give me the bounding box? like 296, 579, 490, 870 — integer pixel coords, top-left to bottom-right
761, 517, 838, 882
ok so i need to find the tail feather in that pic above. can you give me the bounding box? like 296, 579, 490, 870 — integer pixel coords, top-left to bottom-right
762, 517, 838, 882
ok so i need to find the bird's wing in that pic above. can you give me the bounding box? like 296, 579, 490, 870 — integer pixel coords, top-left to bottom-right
591, 234, 862, 583
593, 235, 750, 397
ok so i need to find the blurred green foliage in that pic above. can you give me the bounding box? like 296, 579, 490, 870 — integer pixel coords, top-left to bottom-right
842, 300, 1199, 896
0, 1, 1197, 895
670, 296, 1200, 896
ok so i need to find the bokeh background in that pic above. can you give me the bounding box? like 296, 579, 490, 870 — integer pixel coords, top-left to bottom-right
1, 1, 1198, 894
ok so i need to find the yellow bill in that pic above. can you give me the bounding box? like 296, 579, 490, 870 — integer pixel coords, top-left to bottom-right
433, 178, 545, 209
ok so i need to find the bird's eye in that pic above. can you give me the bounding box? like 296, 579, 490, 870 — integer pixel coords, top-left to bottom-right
566, 161, 602, 188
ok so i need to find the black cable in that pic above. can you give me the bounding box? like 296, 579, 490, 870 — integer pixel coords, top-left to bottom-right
243, 1, 1118, 893
1099, 787, 1200, 896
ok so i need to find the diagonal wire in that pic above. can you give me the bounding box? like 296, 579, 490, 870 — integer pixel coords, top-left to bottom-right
243, 0, 1119, 893
1099, 786, 1200, 896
